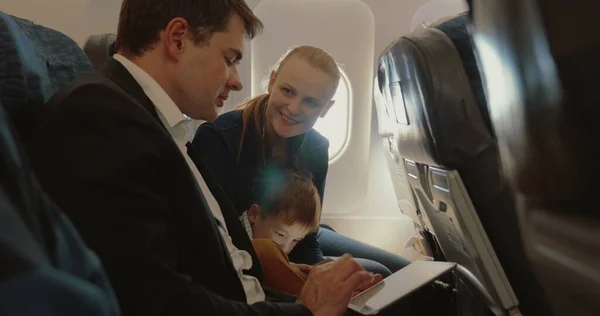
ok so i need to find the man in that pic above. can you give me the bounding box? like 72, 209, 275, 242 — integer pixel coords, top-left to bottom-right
24, 0, 376, 315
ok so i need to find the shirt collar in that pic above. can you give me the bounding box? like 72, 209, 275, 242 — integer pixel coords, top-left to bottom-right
113, 54, 185, 128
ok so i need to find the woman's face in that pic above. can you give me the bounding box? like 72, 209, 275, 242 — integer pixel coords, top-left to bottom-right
266, 56, 337, 139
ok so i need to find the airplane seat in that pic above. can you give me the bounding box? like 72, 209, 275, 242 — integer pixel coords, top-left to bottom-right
0, 12, 119, 315
0, 11, 92, 141
377, 13, 553, 316
374, 67, 420, 221
432, 15, 491, 134
83, 33, 116, 70
375, 46, 441, 261
470, 0, 600, 315
0, 102, 120, 316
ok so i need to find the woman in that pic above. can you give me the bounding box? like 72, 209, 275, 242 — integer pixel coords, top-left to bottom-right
192, 45, 410, 277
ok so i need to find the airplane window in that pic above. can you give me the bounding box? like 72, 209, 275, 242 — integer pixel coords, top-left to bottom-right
313, 70, 351, 161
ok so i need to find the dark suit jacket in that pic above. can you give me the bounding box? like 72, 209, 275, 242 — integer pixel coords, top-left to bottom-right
192, 108, 330, 265
24, 58, 311, 316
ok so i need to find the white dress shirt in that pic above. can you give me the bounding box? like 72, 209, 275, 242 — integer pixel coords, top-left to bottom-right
240, 211, 254, 239
113, 54, 265, 304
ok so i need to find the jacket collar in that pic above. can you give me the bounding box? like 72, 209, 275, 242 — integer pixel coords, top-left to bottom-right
99, 58, 163, 127
112, 54, 186, 129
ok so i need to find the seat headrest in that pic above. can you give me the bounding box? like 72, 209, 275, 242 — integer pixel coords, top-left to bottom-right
433, 14, 492, 133
83, 33, 116, 70
377, 14, 492, 168
0, 11, 92, 139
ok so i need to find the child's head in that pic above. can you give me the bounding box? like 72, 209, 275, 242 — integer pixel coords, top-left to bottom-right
248, 169, 321, 255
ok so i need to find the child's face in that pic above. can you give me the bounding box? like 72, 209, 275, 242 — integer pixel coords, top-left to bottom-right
248, 205, 311, 255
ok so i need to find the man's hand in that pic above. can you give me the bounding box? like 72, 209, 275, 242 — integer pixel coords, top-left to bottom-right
297, 254, 375, 316
351, 273, 383, 297
291, 263, 313, 280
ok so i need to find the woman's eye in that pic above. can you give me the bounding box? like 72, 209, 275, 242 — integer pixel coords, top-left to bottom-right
282, 88, 292, 95
225, 57, 233, 66
306, 99, 320, 108
275, 232, 285, 237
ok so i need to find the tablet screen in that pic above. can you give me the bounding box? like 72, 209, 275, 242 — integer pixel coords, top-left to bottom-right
348, 261, 456, 315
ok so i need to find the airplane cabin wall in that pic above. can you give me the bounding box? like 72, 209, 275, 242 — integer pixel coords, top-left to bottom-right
1, 0, 442, 257
1, 0, 121, 46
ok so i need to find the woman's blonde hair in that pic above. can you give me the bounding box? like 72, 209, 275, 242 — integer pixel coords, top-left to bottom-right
235, 45, 341, 162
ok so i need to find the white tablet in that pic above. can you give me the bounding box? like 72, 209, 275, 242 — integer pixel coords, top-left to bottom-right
348, 261, 456, 315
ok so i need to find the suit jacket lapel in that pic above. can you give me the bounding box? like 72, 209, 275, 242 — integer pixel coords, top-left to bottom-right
99, 58, 164, 127
186, 142, 265, 281
99, 58, 252, 297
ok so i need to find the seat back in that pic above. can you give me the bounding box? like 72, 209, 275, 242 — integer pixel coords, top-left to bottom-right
83, 33, 116, 70
0, 11, 92, 140
0, 12, 119, 315
470, 1, 600, 315
376, 14, 553, 315
374, 68, 420, 225
0, 101, 120, 316
410, 0, 468, 31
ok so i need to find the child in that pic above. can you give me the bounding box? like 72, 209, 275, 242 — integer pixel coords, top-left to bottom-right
239, 169, 322, 296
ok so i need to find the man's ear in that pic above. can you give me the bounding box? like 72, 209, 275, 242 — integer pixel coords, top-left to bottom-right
248, 204, 261, 224
267, 70, 276, 94
320, 100, 336, 118
163, 17, 189, 62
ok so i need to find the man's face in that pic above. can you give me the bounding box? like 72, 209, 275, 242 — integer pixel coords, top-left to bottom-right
173, 14, 246, 121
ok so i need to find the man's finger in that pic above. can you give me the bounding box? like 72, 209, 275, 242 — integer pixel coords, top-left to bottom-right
343, 270, 374, 295
328, 253, 353, 268
334, 256, 364, 283
357, 273, 383, 291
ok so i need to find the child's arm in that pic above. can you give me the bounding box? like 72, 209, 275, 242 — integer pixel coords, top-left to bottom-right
252, 239, 307, 297
288, 232, 324, 265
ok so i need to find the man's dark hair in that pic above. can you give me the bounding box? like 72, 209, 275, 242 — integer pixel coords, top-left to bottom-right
116, 0, 263, 56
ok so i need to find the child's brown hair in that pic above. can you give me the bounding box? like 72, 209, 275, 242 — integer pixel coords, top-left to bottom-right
253, 168, 321, 232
